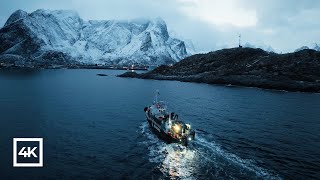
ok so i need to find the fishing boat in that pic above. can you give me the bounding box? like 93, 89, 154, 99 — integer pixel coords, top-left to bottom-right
144, 91, 195, 146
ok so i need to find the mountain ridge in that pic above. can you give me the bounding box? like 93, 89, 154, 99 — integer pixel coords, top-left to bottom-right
0, 9, 190, 67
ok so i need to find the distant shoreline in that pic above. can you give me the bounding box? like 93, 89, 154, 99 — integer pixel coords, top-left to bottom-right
118, 48, 320, 93
0, 65, 149, 71
118, 72, 320, 93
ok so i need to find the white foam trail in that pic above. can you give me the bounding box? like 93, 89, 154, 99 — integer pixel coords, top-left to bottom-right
159, 144, 197, 179
139, 122, 197, 179
139, 122, 166, 163
195, 135, 282, 180
139, 122, 281, 179
139, 121, 148, 134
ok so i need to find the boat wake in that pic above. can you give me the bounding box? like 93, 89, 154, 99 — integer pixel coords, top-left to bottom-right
194, 135, 282, 179
139, 122, 197, 179
139, 122, 281, 179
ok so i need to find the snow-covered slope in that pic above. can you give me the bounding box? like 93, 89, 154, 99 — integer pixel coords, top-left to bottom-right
312, 43, 320, 51
0, 9, 189, 65
294, 46, 310, 52
294, 44, 320, 52
243, 42, 275, 52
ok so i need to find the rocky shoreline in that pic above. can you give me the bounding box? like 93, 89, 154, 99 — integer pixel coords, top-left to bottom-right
118, 48, 320, 93
0, 63, 149, 71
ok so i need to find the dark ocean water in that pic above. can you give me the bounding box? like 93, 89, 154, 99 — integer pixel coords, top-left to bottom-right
0, 69, 319, 179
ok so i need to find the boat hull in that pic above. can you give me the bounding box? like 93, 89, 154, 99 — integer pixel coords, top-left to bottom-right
146, 117, 193, 146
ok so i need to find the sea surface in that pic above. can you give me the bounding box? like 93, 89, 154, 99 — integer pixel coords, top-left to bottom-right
0, 69, 319, 179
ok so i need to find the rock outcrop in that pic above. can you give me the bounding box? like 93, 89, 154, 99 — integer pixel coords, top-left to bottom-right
119, 47, 320, 92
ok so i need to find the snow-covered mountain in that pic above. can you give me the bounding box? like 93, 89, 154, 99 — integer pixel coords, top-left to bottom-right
294, 46, 310, 52
243, 42, 275, 52
312, 43, 320, 51
0, 9, 190, 66
294, 44, 320, 52
168, 30, 197, 55
183, 39, 197, 55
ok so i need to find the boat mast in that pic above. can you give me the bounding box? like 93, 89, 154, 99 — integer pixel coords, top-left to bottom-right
155, 89, 159, 104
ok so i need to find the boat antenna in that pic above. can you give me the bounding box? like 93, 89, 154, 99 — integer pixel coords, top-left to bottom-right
155, 89, 160, 103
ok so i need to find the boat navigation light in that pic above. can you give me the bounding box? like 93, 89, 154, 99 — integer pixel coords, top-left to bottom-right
173, 124, 181, 133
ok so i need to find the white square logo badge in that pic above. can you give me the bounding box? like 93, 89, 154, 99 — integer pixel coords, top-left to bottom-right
13, 138, 43, 167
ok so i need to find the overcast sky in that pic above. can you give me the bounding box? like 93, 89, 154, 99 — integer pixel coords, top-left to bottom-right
0, 0, 319, 53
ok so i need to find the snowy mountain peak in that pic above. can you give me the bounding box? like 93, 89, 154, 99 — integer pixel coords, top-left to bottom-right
4, 9, 28, 26
294, 46, 310, 52
314, 43, 320, 51
147, 17, 169, 41
0, 9, 190, 66
32, 9, 79, 16
295, 43, 320, 52
243, 42, 275, 52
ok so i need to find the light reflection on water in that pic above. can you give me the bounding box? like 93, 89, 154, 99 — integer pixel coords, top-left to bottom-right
160, 145, 196, 179
139, 121, 281, 179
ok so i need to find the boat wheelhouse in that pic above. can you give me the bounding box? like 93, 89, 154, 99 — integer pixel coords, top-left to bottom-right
144, 91, 195, 146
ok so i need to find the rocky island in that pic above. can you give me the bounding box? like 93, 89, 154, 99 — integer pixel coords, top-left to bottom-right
118, 47, 320, 93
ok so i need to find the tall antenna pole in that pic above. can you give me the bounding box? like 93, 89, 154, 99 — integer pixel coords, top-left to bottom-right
239, 34, 241, 47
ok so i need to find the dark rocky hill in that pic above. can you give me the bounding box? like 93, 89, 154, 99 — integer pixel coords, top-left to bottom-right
118, 47, 320, 92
